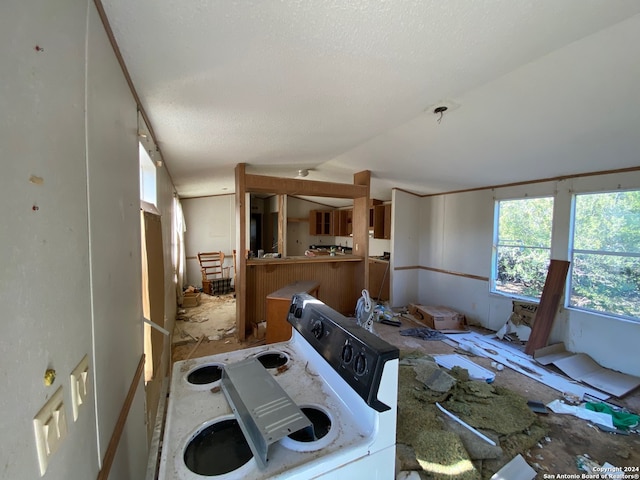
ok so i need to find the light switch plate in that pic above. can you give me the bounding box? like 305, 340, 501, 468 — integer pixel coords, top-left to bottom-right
33, 386, 67, 476
70, 355, 89, 421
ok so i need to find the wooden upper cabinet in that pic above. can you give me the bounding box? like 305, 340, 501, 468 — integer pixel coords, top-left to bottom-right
335, 209, 353, 237
309, 210, 334, 235
309, 209, 357, 236
373, 204, 391, 239
308, 204, 388, 238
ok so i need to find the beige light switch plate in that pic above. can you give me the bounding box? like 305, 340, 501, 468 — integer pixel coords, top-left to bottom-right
33, 387, 67, 476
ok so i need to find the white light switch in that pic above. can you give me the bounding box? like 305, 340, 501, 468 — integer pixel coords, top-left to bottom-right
34, 387, 67, 476
70, 355, 89, 421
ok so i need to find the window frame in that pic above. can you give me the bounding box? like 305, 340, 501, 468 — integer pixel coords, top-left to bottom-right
139, 141, 157, 207
491, 195, 555, 302
567, 189, 640, 321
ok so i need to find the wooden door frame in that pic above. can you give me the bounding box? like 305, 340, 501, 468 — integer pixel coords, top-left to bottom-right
234, 164, 371, 340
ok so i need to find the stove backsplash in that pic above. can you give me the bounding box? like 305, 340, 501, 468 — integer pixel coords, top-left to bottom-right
287, 293, 399, 412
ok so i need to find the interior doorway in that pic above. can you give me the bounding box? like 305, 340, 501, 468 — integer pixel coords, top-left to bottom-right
250, 213, 262, 254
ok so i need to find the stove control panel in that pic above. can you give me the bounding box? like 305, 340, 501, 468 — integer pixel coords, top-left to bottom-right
288, 293, 399, 412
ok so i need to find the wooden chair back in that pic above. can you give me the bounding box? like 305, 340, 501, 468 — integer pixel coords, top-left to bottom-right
197, 252, 225, 294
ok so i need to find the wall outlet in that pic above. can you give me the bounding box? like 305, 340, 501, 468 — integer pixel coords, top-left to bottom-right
70, 355, 89, 421
33, 386, 68, 476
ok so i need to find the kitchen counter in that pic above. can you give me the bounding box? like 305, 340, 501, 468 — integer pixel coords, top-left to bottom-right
247, 254, 362, 265
369, 256, 390, 263
245, 255, 364, 326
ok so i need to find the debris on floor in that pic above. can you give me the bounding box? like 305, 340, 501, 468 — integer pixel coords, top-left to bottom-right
547, 399, 614, 429
546, 398, 640, 434
400, 327, 448, 341
450, 332, 609, 401
489, 454, 536, 480
585, 402, 639, 430
526, 400, 549, 415
172, 292, 236, 348
495, 300, 537, 343
400, 355, 457, 393
433, 354, 495, 383
534, 343, 640, 398
576, 454, 604, 475
435, 402, 498, 446
181, 291, 202, 307
396, 351, 547, 479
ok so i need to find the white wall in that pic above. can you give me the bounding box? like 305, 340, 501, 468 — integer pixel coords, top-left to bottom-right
390, 190, 421, 307
182, 195, 236, 288
0, 1, 168, 478
0, 2, 99, 478
86, 5, 147, 472
412, 171, 640, 376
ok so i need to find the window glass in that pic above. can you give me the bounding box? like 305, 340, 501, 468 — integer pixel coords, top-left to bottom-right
570, 191, 640, 319
492, 197, 554, 299
139, 142, 157, 206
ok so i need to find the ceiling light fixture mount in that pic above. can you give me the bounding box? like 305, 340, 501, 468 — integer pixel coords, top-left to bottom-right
433, 105, 448, 124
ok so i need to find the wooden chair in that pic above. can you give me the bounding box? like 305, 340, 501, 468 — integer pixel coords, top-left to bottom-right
197, 251, 225, 295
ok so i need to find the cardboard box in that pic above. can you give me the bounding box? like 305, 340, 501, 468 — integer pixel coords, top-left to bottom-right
408, 304, 465, 331
510, 300, 538, 327
181, 292, 201, 307
252, 321, 266, 340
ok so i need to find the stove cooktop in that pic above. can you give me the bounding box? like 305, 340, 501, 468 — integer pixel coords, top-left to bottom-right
159, 295, 400, 479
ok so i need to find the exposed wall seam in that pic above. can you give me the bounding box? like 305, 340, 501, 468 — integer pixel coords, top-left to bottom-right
84, 0, 102, 468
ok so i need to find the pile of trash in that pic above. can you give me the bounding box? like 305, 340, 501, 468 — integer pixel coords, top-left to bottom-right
396, 352, 547, 480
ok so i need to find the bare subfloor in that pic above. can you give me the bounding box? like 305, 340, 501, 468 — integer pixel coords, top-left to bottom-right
172, 293, 249, 362
170, 298, 640, 478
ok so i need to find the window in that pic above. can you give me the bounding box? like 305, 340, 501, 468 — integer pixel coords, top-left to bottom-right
139, 142, 157, 206
569, 190, 640, 319
492, 197, 554, 299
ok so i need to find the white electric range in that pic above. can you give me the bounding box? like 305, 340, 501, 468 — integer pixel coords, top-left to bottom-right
158, 293, 399, 479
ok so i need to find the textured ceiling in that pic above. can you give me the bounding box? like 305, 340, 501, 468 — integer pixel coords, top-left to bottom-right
101, 1, 640, 202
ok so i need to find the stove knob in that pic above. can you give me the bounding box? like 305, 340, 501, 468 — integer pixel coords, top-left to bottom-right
294, 307, 303, 318
311, 320, 324, 339
341, 343, 353, 364
289, 303, 296, 314
354, 353, 367, 376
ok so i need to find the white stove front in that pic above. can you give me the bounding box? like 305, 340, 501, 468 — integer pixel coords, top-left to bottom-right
159, 295, 398, 479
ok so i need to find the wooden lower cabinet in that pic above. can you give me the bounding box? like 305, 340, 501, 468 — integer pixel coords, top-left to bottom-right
246, 256, 363, 338
265, 280, 320, 343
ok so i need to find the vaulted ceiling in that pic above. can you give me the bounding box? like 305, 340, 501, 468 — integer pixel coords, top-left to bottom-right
101, 1, 640, 202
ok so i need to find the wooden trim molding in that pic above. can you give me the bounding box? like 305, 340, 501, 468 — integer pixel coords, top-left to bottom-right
394, 264, 489, 282
236, 164, 371, 339
97, 354, 145, 480
393, 167, 640, 199
245, 173, 368, 199
419, 166, 640, 198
